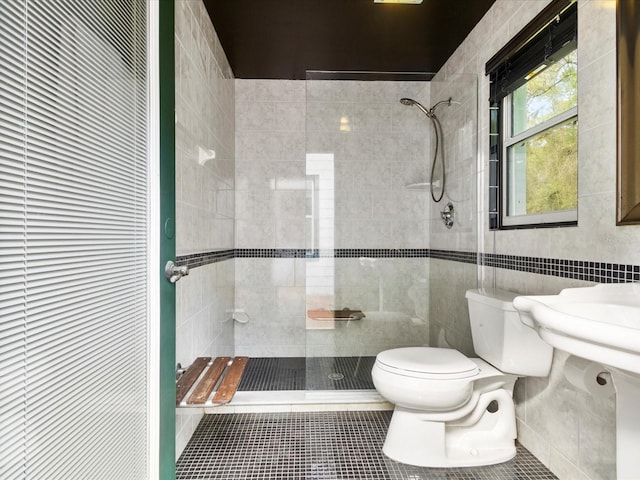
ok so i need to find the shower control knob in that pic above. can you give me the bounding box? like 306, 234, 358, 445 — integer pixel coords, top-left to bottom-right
440, 202, 455, 229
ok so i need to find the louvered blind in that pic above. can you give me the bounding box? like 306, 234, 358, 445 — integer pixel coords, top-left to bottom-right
0, 1, 149, 478
0, 1, 28, 477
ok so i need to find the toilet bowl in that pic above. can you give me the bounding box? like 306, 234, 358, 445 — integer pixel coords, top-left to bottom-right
371, 288, 553, 468
373, 347, 479, 411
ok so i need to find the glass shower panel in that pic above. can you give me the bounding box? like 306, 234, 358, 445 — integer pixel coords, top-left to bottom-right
428, 74, 479, 357
304, 71, 435, 392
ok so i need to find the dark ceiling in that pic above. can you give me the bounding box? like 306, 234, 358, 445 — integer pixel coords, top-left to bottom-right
203, 0, 496, 80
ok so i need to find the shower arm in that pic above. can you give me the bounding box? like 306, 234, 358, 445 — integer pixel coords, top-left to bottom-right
429, 97, 453, 115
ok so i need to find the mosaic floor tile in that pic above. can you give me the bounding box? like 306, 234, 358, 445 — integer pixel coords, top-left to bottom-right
176, 411, 558, 480
238, 357, 376, 391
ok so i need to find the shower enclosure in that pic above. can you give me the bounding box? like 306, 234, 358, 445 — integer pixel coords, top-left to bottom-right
233, 71, 478, 398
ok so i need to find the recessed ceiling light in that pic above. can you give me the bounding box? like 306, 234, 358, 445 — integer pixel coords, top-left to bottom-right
374, 0, 423, 4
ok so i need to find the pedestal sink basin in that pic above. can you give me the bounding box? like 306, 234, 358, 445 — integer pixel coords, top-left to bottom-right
513, 283, 640, 480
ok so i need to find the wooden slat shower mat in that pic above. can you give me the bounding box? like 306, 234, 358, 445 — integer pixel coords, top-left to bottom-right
176, 356, 248, 406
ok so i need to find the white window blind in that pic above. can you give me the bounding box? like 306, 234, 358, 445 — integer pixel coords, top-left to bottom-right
0, 1, 28, 477
0, 1, 150, 478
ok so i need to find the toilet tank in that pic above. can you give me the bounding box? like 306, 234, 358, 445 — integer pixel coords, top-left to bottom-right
465, 288, 553, 377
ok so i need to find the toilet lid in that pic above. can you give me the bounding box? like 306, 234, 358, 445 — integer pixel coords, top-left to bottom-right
376, 347, 479, 379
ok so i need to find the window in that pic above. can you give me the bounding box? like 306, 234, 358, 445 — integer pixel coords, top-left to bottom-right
486, 0, 578, 229
504, 49, 577, 224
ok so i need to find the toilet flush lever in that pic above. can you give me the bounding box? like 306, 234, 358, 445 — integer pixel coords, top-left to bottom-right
165, 260, 189, 283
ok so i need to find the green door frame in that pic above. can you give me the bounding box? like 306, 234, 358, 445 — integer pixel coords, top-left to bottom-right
158, 0, 176, 478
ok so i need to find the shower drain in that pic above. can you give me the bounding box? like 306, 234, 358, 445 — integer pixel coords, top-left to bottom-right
328, 372, 344, 381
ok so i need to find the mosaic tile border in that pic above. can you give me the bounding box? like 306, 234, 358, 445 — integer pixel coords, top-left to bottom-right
178, 248, 640, 284
235, 248, 309, 258
429, 249, 478, 264
480, 253, 640, 283
176, 249, 234, 269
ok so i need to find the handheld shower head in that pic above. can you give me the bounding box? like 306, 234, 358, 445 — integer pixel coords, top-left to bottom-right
399, 97, 432, 117
400, 96, 455, 203
400, 97, 457, 118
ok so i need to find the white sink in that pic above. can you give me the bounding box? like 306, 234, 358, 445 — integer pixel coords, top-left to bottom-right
513, 283, 640, 375
513, 283, 640, 480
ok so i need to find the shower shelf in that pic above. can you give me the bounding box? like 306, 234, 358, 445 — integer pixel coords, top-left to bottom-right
404, 180, 440, 190
307, 308, 365, 320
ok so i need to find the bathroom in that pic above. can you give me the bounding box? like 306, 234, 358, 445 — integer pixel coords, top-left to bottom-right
1, 0, 635, 479
171, 0, 636, 479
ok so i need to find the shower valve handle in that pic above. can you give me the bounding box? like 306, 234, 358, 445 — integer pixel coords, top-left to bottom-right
440, 202, 455, 229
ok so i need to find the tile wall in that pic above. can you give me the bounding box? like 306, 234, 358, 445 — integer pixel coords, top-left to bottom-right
433, 1, 636, 478
427, 74, 479, 356
305, 80, 433, 357
234, 79, 433, 357
174, 0, 236, 457
234, 80, 308, 356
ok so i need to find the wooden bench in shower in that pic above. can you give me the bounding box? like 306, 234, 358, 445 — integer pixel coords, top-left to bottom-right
176, 356, 249, 406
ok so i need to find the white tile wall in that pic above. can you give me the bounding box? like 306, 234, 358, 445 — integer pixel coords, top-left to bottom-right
174, 0, 235, 458
429, 74, 479, 253
235, 79, 434, 357
306, 258, 431, 357
233, 256, 431, 358
427, 259, 476, 356
307, 80, 432, 249
235, 80, 306, 250
433, 1, 634, 478
234, 257, 306, 357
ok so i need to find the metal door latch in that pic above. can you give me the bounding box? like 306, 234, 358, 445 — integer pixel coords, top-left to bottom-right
165, 260, 189, 283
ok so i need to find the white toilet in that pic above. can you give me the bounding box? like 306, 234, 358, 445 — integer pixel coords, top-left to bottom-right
371, 288, 553, 468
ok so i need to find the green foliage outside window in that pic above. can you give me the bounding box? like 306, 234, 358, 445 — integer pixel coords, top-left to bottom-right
507, 50, 578, 218
512, 50, 578, 134
509, 120, 578, 215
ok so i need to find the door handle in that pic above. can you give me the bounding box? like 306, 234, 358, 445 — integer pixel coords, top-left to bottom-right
165, 260, 189, 283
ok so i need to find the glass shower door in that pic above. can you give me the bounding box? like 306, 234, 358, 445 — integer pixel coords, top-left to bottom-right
303, 71, 433, 394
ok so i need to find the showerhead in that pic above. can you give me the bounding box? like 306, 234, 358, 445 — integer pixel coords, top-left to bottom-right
399, 97, 432, 117
400, 96, 454, 203
401, 97, 457, 119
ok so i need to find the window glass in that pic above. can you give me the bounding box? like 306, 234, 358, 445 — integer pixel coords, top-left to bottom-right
503, 44, 578, 227
511, 50, 577, 136
507, 117, 578, 217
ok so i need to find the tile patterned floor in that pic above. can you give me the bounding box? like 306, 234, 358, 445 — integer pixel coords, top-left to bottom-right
238, 357, 377, 391
176, 411, 558, 480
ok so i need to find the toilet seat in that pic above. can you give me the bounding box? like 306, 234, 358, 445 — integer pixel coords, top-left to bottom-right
375, 347, 479, 380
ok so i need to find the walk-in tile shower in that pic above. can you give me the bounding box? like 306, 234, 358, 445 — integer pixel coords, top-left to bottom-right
233, 71, 478, 396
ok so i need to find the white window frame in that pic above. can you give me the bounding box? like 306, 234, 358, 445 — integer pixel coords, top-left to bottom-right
501, 83, 578, 228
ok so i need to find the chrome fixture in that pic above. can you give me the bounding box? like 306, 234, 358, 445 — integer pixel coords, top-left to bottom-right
176, 363, 186, 381
400, 97, 456, 202
400, 97, 454, 118
441, 202, 454, 229
165, 260, 189, 283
